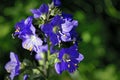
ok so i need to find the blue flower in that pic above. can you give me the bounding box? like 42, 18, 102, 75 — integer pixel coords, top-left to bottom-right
53, 0, 61, 6
15, 17, 43, 53
14, 16, 35, 39
60, 17, 78, 42
22, 34, 43, 52
5, 52, 20, 80
61, 19, 78, 33
41, 14, 78, 44
41, 15, 64, 45
55, 45, 84, 74
31, 4, 49, 19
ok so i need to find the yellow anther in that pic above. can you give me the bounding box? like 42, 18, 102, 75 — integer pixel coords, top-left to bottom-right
15, 27, 20, 32
24, 44, 33, 51
28, 47, 33, 51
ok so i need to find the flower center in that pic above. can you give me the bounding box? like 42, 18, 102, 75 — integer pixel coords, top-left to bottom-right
63, 54, 71, 62
53, 26, 59, 33
24, 35, 37, 51
15, 26, 20, 32
31, 35, 36, 41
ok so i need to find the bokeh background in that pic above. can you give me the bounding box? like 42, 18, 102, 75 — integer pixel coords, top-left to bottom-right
0, 0, 120, 80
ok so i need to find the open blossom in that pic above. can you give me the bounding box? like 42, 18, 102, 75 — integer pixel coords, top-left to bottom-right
41, 15, 64, 45
14, 16, 34, 39
60, 13, 78, 42
31, 4, 49, 19
41, 14, 78, 45
22, 34, 43, 52
61, 19, 78, 33
21, 27, 43, 53
5, 52, 20, 80
55, 45, 84, 74
15, 16, 43, 53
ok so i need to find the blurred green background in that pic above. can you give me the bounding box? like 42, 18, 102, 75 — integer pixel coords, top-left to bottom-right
0, 0, 120, 80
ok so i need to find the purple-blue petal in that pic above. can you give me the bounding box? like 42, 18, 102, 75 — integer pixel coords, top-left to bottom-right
31, 4, 48, 18
39, 4, 49, 14
60, 32, 71, 42
14, 17, 35, 39
67, 61, 77, 73
55, 62, 61, 74
55, 61, 67, 74
41, 23, 53, 35
5, 52, 20, 80
35, 53, 42, 60
51, 15, 64, 27
62, 13, 73, 20
58, 48, 66, 60
31, 9, 41, 18
24, 74, 28, 80
53, 0, 61, 6
22, 35, 43, 52
49, 33, 59, 45
68, 46, 79, 58
76, 53, 84, 62
61, 19, 78, 33
10, 52, 19, 63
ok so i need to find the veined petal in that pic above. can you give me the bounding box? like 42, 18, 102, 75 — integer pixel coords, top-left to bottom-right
10, 52, 19, 63
31, 4, 48, 18
60, 32, 71, 42
22, 35, 43, 52
61, 19, 78, 33
55, 61, 67, 74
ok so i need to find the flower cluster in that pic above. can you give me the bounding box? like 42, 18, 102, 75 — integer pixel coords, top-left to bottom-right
5, 0, 84, 80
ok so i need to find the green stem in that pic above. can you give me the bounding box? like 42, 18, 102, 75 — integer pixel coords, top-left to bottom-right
46, 39, 51, 79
